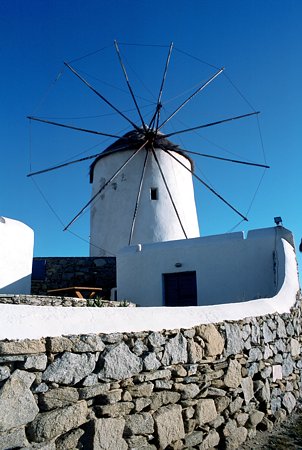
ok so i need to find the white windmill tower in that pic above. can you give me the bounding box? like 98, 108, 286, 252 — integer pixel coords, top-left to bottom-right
89, 129, 200, 256
27, 41, 268, 256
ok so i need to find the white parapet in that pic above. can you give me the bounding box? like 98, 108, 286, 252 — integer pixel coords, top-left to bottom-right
0, 217, 34, 294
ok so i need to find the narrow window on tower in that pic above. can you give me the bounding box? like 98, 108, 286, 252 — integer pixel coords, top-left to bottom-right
150, 188, 158, 200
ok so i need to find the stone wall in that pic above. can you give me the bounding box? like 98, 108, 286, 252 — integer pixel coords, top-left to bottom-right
31, 257, 116, 297
0, 295, 134, 308
0, 295, 301, 449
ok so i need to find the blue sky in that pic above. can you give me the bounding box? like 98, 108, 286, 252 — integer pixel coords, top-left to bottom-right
1, 0, 301, 270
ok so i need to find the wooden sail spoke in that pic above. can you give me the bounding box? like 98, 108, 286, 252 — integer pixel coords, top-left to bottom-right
149, 42, 173, 131
28, 116, 124, 139
163, 111, 260, 138
151, 148, 188, 238
114, 40, 147, 131
27, 152, 103, 177
163, 149, 248, 222
180, 148, 270, 169
63, 141, 148, 231
128, 150, 149, 244
158, 67, 224, 130
64, 62, 140, 131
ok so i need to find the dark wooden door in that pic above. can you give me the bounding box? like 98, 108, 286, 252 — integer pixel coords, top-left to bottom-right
163, 271, 197, 306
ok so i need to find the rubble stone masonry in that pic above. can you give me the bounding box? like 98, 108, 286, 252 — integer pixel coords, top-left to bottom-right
0, 293, 301, 449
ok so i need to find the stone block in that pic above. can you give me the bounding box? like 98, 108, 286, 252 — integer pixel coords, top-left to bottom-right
184, 430, 204, 447
223, 419, 237, 437
248, 347, 263, 362
124, 412, 154, 435
93, 417, 127, 450
135, 369, 171, 382
143, 353, 161, 371
150, 391, 181, 411
101, 333, 123, 344
282, 355, 295, 377
0, 366, 10, 382
135, 397, 151, 412
225, 426, 248, 449
0, 426, 29, 449
155, 380, 173, 390
82, 373, 98, 386
99, 389, 122, 405
154, 404, 185, 449
236, 412, 249, 426
263, 323, 275, 343
196, 324, 224, 356
224, 359, 242, 388
225, 323, 244, 355
70, 335, 106, 353
229, 397, 243, 414
195, 399, 217, 425
257, 379, 271, 403
148, 332, 166, 348
215, 396, 231, 413
132, 339, 148, 356
162, 333, 188, 365
126, 435, 149, 448
98, 402, 134, 417
39, 387, 79, 411
47, 335, 105, 353
248, 410, 265, 427
99, 342, 142, 380
199, 429, 220, 449
277, 316, 287, 338
24, 354, 48, 371
27, 400, 88, 442
251, 320, 261, 345
174, 383, 200, 399
0, 370, 38, 432
0, 339, 46, 355
55, 428, 85, 450
127, 382, 154, 398
42, 352, 96, 385
188, 339, 204, 363
241, 376, 254, 404
282, 391, 296, 413
207, 387, 226, 397
78, 383, 110, 400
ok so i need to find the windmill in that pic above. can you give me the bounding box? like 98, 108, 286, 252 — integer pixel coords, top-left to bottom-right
27, 42, 269, 256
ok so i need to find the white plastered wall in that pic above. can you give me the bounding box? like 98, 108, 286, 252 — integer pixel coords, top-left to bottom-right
0, 217, 34, 294
90, 149, 200, 256
117, 227, 294, 307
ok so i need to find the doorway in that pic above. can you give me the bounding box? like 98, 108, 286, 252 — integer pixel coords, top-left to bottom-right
163, 271, 197, 306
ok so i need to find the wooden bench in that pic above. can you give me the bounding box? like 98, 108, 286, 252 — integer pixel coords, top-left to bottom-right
47, 286, 103, 299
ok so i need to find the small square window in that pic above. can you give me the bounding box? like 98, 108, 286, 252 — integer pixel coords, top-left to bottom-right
150, 188, 158, 200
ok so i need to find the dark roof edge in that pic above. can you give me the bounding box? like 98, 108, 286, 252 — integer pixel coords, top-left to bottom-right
89, 129, 194, 183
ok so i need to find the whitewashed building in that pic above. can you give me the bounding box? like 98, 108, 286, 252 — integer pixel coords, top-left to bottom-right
88, 129, 299, 310
117, 226, 298, 307
0, 217, 34, 294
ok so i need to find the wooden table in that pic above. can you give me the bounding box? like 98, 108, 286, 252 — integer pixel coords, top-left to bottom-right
47, 286, 103, 299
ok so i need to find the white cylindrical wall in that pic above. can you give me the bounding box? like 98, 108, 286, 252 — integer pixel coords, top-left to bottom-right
90, 147, 200, 256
